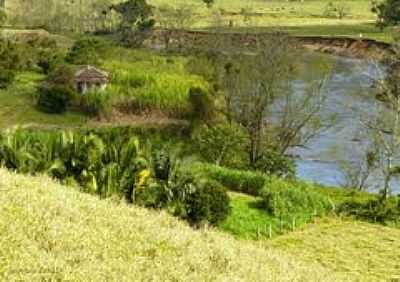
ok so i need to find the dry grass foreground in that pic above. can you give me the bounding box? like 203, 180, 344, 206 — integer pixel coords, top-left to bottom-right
0, 169, 398, 281
270, 218, 400, 281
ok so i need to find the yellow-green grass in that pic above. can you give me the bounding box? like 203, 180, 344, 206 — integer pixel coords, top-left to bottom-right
0, 168, 343, 281
149, 0, 394, 42
0, 72, 86, 129
102, 48, 206, 117
220, 192, 314, 240
271, 218, 400, 280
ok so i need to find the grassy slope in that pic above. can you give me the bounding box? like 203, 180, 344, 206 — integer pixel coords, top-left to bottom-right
0, 72, 86, 129
149, 0, 394, 42
0, 48, 203, 129
271, 218, 400, 280
0, 169, 340, 281
1, 169, 400, 281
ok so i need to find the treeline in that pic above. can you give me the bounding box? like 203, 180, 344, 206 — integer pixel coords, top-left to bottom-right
5, 0, 120, 32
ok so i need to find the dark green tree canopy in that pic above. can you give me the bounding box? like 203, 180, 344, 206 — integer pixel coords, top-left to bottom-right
372, 0, 400, 28
111, 0, 154, 31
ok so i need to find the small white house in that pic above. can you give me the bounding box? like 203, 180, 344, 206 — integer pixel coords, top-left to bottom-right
74, 65, 109, 94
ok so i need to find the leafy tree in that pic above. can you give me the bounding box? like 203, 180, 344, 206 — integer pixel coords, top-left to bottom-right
66, 37, 108, 66
192, 122, 248, 168
202, 0, 215, 8
372, 0, 400, 29
111, 0, 155, 47
187, 33, 331, 169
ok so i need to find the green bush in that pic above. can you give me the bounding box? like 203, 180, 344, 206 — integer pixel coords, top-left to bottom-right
185, 179, 230, 225
188, 87, 214, 121
193, 163, 266, 196
192, 122, 248, 168
0, 68, 15, 89
254, 150, 295, 179
37, 85, 75, 113
46, 64, 76, 88
66, 37, 109, 66
338, 198, 400, 224
37, 49, 65, 74
0, 39, 24, 71
81, 90, 112, 118
259, 177, 333, 218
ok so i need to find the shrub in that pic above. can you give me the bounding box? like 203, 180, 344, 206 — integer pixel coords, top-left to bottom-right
37, 85, 75, 113
37, 49, 65, 74
46, 64, 76, 88
0, 39, 24, 71
188, 87, 214, 121
338, 198, 400, 224
372, 0, 400, 29
66, 37, 109, 65
259, 177, 333, 218
254, 150, 295, 179
193, 163, 266, 196
0, 68, 15, 89
81, 90, 112, 118
192, 122, 248, 168
185, 179, 230, 225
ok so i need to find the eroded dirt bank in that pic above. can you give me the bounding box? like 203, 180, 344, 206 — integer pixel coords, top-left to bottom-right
146, 29, 392, 59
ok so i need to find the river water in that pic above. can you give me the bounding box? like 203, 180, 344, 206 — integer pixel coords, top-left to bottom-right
288, 52, 399, 193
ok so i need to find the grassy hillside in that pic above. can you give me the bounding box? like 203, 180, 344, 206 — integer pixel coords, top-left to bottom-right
0, 72, 86, 129
1, 168, 399, 281
271, 218, 400, 280
0, 168, 338, 281
4, 0, 394, 42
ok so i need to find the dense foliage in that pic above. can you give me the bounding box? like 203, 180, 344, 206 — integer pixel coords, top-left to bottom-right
338, 197, 400, 224
193, 163, 267, 196
0, 128, 230, 225
192, 122, 248, 168
66, 37, 109, 66
111, 0, 155, 47
37, 84, 75, 113
372, 0, 400, 28
260, 177, 333, 219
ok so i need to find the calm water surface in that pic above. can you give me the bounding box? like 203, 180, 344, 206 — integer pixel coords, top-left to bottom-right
288, 52, 398, 193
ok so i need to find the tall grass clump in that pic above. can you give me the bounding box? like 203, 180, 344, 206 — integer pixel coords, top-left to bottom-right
81, 89, 112, 118
191, 163, 267, 196
103, 58, 207, 118
260, 177, 334, 219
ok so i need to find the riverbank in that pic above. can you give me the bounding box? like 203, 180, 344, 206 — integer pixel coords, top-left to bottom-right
147, 29, 393, 59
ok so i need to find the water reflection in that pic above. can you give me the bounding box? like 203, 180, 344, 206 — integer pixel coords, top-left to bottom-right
289, 52, 398, 193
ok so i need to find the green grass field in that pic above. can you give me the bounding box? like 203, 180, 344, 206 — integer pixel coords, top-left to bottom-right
150, 0, 395, 42
1, 169, 399, 280
0, 72, 86, 129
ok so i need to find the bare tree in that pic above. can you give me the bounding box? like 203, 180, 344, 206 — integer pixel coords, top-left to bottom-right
361, 41, 400, 198
339, 144, 379, 191
187, 33, 332, 168
219, 34, 332, 165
